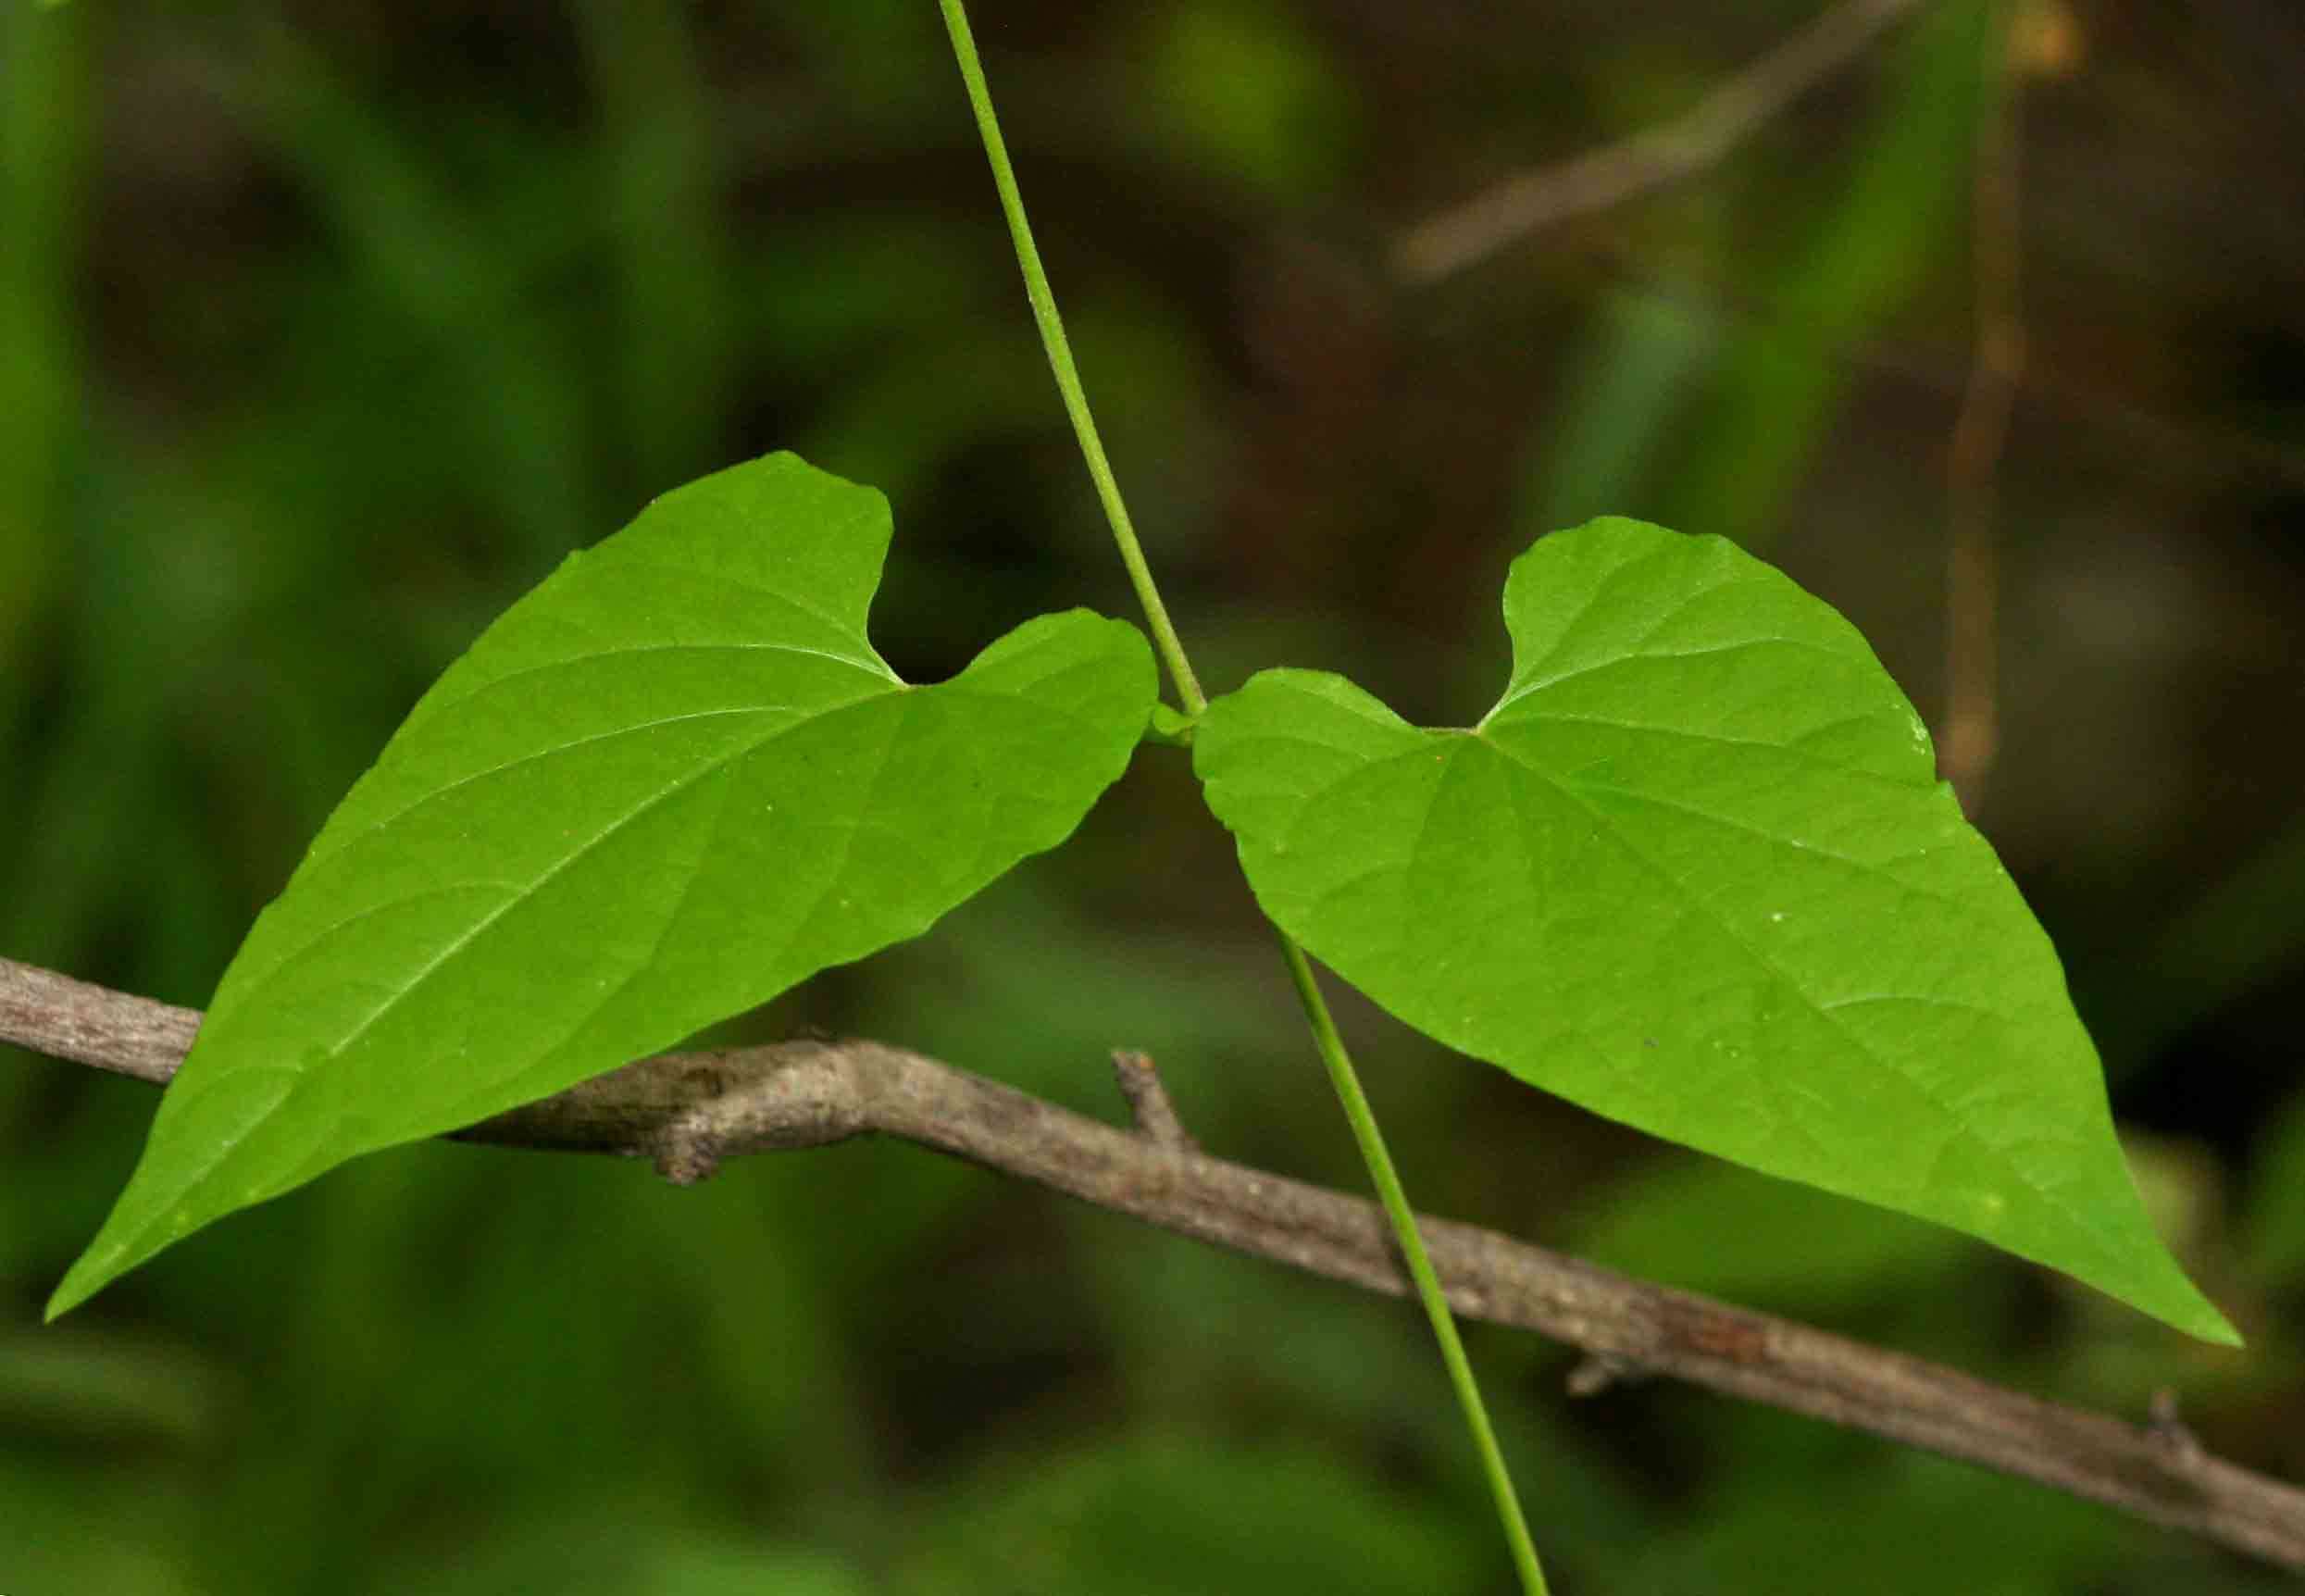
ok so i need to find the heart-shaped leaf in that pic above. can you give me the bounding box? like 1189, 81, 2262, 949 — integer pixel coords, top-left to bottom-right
51, 453, 1155, 1317
1195, 517, 2233, 1342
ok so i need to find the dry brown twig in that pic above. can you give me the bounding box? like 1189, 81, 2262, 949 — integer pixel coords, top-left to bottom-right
1395, 0, 1931, 283
3, 953, 2300, 1570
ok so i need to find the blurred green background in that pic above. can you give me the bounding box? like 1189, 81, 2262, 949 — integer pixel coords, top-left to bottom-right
5, 1, 2303, 1590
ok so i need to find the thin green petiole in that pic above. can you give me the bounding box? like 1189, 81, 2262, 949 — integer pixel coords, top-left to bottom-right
936, 0, 1205, 718
936, 4, 1549, 1591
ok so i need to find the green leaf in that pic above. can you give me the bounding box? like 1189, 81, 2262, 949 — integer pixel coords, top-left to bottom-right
51, 453, 1155, 1317
1194, 517, 2235, 1343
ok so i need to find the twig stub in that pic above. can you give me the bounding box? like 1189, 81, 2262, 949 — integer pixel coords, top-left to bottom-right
1111, 1048, 1199, 1153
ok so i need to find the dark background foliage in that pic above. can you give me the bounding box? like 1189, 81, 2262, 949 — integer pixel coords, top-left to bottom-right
3, 2, 2301, 1590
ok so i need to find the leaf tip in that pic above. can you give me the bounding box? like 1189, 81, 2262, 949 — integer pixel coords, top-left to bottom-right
46, 1198, 182, 1323
2112, 1253, 2244, 1347
43, 1253, 111, 1323
2178, 1296, 2245, 1350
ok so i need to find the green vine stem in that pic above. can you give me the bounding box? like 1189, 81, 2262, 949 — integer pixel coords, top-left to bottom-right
935, 0, 1205, 719
935, 4, 1549, 1590
1277, 940, 1551, 1591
